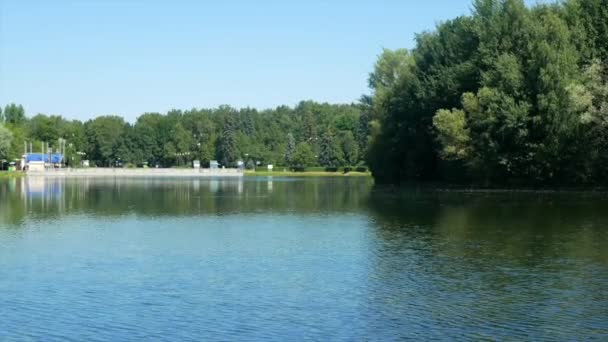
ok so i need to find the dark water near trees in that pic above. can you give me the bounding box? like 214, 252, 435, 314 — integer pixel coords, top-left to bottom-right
1, 177, 607, 341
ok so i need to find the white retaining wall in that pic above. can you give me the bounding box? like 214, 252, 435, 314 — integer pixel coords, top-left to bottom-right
26, 168, 243, 178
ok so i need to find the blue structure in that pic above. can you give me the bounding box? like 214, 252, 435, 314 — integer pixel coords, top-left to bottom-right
25, 153, 64, 164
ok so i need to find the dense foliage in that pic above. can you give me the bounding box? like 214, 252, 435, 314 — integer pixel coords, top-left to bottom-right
0, 102, 367, 169
366, 0, 608, 186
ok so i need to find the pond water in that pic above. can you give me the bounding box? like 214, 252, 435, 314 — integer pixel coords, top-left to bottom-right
1, 177, 607, 341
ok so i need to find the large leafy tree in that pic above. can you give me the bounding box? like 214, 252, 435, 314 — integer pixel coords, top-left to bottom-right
85, 116, 127, 167
114, 125, 139, 165
3, 104, 25, 125
27, 114, 62, 143
368, 0, 608, 186
132, 113, 164, 165
290, 142, 316, 169
182, 109, 216, 165
564, 0, 608, 63
355, 107, 372, 157
318, 130, 343, 168
169, 122, 192, 165
285, 133, 296, 166
340, 131, 359, 166
0, 125, 12, 159
566, 60, 608, 182
216, 113, 239, 167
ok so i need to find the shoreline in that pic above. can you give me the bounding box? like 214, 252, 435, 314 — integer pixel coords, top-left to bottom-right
23, 168, 243, 178
244, 171, 371, 177
1, 169, 372, 179
0, 172, 25, 179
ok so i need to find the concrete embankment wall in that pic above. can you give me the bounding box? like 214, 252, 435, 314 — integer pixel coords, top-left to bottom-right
26, 168, 243, 178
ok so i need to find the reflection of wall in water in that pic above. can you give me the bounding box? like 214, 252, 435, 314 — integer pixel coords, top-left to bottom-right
2, 177, 374, 220
210, 180, 219, 193
22, 177, 63, 198
21, 177, 66, 213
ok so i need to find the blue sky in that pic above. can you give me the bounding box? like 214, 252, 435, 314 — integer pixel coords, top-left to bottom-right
0, 0, 540, 121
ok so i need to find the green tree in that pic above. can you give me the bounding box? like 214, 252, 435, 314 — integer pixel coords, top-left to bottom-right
319, 131, 343, 168
566, 60, 608, 182
433, 108, 471, 161
340, 131, 359, 166
239, 108, 256, 136
170, 122, 192, 166
366, 0, 608, 185
216, 114, 238, 167
3, 104, 26, 125
6, 125, 26, 160
85, 116, 127, 166
0, 125, 12, 159
133, 113, 164, 165
368, 48, 414, 116
27, 114, 62, 143
285, 133, 296, 166
356, 107, 372, 157
114, 125, 138, 166
183, 110, 216, 164
564, 0, 608, 63
62, 120, 87, 163
290, 142, 315, 169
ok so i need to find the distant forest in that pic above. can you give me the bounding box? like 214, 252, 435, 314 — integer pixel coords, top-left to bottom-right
0, 102, 367, 170
1, 0, 607, 185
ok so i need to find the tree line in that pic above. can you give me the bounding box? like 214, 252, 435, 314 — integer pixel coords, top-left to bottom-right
366, 0, 608, 186
0, 101, 367, 169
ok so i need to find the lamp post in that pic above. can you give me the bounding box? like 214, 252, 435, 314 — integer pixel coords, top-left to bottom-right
57, 138, 67, 168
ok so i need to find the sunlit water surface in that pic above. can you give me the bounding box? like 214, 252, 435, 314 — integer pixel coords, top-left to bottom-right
1, 177, 607, 341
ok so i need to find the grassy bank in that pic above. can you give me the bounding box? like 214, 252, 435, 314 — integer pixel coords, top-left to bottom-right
245, 170, 371, 177
0, 171, 25, 179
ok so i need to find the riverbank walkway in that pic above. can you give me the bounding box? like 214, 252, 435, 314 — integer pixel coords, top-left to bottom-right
26, 168, 243, 178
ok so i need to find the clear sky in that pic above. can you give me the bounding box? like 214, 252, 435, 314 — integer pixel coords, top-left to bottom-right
0, 0, 539, 122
